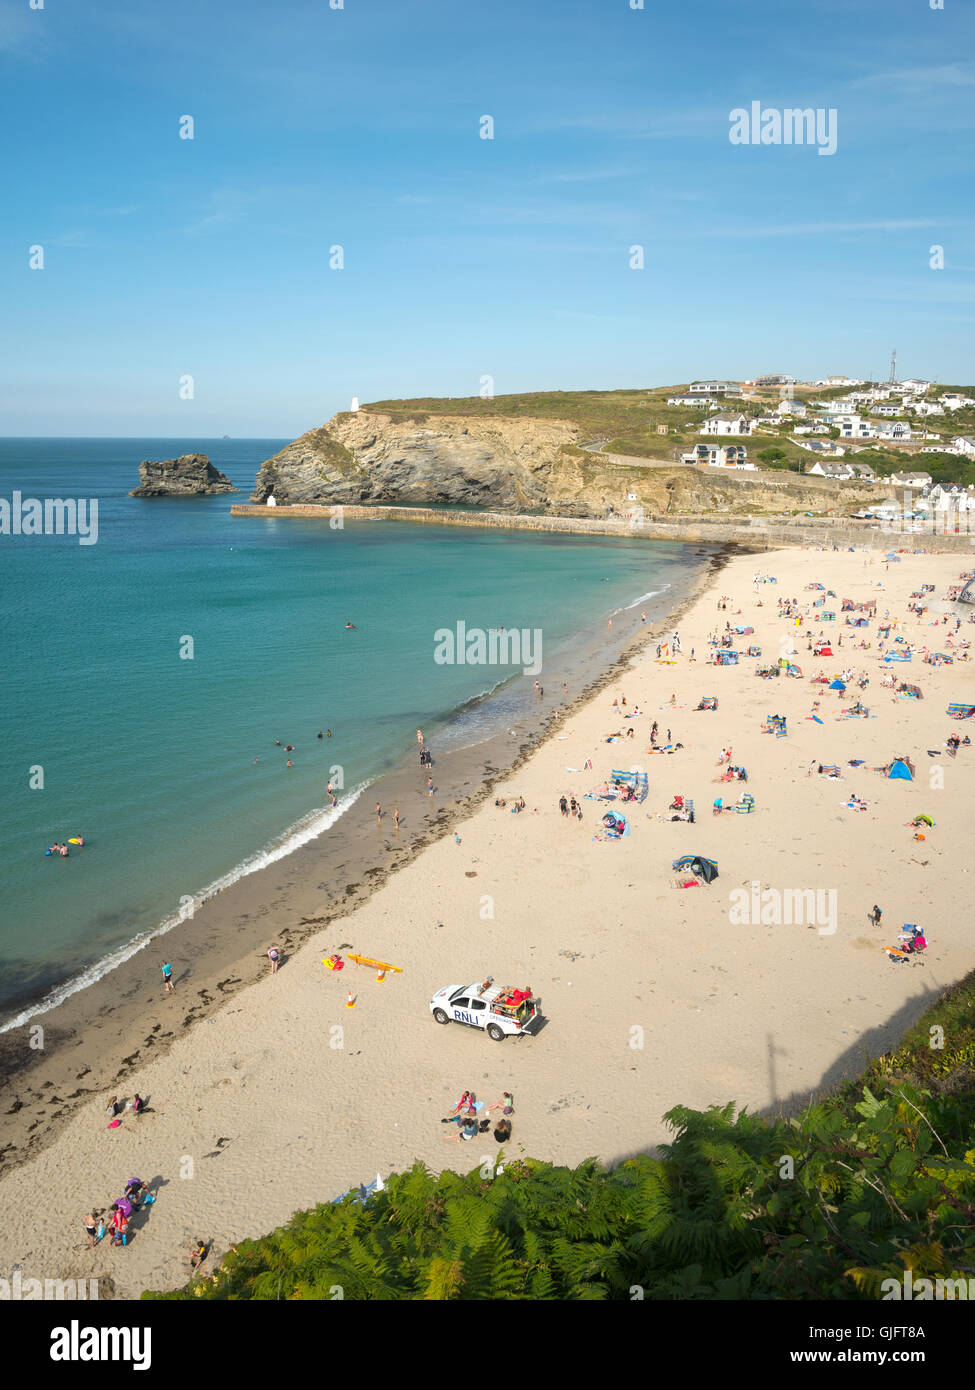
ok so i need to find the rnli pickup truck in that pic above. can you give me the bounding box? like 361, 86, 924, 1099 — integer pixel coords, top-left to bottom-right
429, 979, 541, 1041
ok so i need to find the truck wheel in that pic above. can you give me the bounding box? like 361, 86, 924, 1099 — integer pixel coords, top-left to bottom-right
433, 1009, 449, 1025
486, 1024, 505, 1041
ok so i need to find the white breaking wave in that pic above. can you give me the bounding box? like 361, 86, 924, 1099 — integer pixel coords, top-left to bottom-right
606, 583, 671, 618
0, 784, 367, 1034
624, 583, 670, 610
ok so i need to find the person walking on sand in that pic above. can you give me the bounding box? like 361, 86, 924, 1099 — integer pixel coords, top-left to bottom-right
869, 905, 882, 928
376, 803, 382, 824
427, 775, 434, 798
161, 962, 175, 993
394, 807, 400, 829
267, 946, 280, 974
416, 729, 423, 746
84, 1212, 98, 1247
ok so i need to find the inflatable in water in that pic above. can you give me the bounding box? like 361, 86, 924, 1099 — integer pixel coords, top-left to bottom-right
68, 837, 84, 845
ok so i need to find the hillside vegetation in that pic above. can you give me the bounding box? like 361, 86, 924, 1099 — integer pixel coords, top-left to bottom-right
145, 969, 975, 1301
361, 386, 975, 485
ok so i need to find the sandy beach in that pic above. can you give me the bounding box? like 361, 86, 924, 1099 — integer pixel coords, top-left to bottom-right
1, 542, 973, 1299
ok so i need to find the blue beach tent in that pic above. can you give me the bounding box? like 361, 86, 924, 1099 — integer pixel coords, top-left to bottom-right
885, 758, 915, 781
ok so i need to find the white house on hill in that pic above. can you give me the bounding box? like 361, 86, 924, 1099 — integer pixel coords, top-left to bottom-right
806, 460, 853, 479
699, 411, 756, 436
681, 442, 755, 470
796, 440, 847, 460
831, 415, 877, 439
684, 380, 744, 398
875, 421, 912, 441
951, 436, 975, 458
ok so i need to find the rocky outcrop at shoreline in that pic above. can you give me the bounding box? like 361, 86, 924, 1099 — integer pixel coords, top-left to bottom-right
130, 453, 238, 497
249, 410, 889, 518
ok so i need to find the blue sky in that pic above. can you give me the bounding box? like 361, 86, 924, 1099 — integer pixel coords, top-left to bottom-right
1, 0, 973, 435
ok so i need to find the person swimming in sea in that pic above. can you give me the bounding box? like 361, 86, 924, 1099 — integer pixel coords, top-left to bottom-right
346, 622, 356, 629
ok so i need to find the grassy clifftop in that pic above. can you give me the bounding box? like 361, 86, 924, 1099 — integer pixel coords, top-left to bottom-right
360, 386, 975, 484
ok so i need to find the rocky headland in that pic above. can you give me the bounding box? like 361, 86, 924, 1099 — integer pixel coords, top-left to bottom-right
248, 408, 889, 519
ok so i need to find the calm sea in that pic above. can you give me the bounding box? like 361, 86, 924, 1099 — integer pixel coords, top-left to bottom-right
0, 438, 710, 1022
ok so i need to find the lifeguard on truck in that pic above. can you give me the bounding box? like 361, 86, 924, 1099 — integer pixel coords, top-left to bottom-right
429, 977, 541, 1041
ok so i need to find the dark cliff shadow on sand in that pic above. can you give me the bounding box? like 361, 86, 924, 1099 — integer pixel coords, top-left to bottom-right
602, 976, 943, 1171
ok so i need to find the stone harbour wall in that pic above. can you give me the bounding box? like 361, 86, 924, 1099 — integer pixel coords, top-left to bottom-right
229, 503, 975, 554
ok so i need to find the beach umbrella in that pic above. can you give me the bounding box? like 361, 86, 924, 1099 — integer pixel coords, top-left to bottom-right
829, 679, 846, 690
115, 1197, 133, 1217
913, 814, 934, 826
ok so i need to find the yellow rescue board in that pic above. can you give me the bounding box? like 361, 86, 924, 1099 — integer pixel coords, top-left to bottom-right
346, 953, 402, 973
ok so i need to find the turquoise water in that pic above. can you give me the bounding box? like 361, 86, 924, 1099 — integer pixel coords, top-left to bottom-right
0, 439, 708, 1022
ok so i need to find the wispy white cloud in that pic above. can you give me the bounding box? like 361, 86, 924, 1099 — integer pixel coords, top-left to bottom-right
540, 167, 636, 185
0, 0, 41, 55
523, 107, 718, 140
850, 63, 975, 92
184, 186, 265, 235
47, 229, 111, 250
711, 218, 954, 239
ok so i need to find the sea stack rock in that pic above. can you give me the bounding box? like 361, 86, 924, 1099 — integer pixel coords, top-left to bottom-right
130, 453, 238, 497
